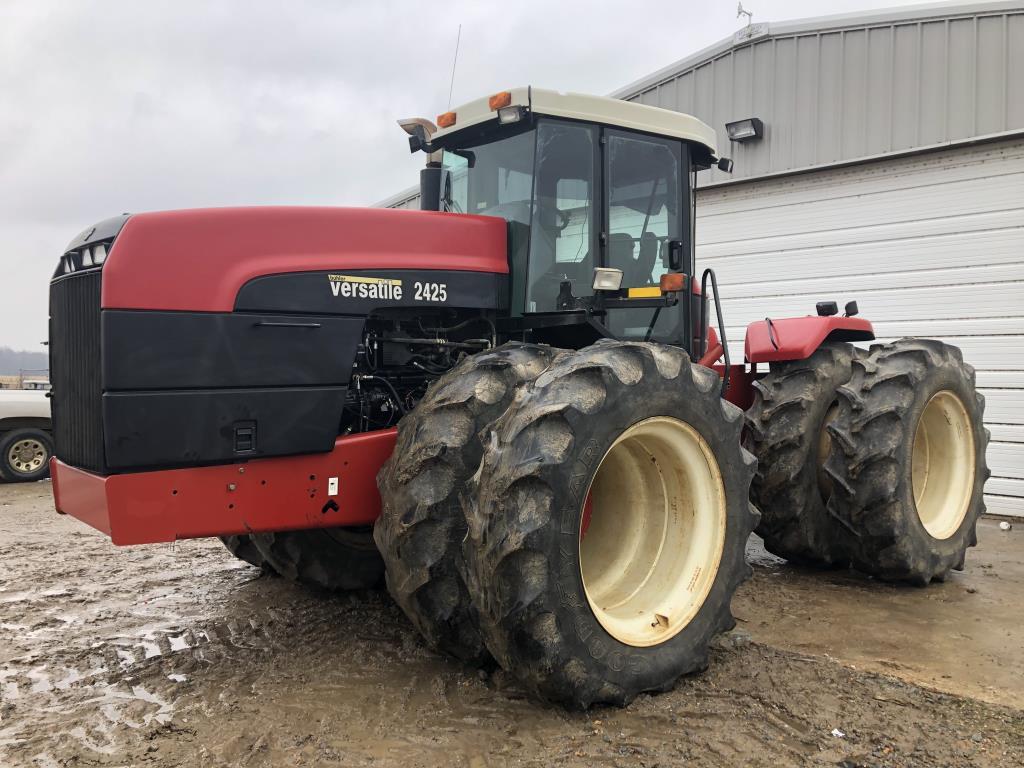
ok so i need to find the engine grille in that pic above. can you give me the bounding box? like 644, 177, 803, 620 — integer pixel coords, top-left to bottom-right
49, 270, 105, 472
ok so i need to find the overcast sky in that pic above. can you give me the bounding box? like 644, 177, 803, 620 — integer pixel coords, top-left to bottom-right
0, 0, 939, 351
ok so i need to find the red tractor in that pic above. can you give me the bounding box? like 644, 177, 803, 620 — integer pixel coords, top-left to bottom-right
48, 87, 988, 708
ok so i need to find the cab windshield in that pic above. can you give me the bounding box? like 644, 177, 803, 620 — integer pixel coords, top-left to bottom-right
438, 119, 599, 314
439, 128, 535, 226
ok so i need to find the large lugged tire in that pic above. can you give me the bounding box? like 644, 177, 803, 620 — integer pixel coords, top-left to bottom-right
219, 534, 276, 572
251, 528, 384, 590
744, 343, 856, 565
375, 342, 561, 664
462, 340, 758, 708
824, 339, 990, 585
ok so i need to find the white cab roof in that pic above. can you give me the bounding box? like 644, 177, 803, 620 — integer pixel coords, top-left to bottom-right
431, 86, 718, 157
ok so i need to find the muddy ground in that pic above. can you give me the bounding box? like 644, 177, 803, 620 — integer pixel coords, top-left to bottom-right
1, 481, 1021, 767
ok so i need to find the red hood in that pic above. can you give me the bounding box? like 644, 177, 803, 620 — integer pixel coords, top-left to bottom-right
100, 206, 508, 312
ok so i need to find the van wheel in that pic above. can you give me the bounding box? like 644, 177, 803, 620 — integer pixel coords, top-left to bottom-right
0, 429, 53, 483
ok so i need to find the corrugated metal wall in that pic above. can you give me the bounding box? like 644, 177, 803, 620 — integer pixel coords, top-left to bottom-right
624, 7, 1024, 184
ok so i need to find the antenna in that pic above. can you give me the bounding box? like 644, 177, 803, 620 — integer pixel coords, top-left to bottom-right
737, 2, 753, 26
447, 24, 462, 110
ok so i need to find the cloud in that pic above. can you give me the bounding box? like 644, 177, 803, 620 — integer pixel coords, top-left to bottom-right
0, 0, 912, 350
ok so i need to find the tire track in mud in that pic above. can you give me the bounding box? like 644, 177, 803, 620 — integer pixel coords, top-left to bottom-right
0, 490, 320, 764
4, 607, 281, 694
2, 603, 327, 762
0, 521, 426, 767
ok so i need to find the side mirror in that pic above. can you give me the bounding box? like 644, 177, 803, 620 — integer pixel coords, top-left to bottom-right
398, 118, 437, 143
398, 118, 441, 162
667, 239, 685, 272
717, 157, 734, 173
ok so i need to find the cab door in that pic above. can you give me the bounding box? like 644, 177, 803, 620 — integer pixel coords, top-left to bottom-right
602, 129, 690, 346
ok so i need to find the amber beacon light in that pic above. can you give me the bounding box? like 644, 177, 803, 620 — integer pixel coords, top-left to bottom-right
488, 91, 513, 110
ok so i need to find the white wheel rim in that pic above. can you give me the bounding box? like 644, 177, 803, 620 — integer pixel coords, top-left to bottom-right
7, 438, 47, 475
579, 417, 727, 648
912, 390, 975, 540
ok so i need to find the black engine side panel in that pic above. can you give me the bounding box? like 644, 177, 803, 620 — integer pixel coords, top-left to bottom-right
103, 311, 363, 390
103, 386, 346, 470
92, 269, 505, 473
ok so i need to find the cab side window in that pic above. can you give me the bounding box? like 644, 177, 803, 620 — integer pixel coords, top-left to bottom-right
605, 131, 686, 342
525, 121, 598, 313
606, 132, 683, 287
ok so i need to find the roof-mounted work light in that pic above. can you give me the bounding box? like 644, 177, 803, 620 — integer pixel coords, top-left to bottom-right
592, 268, 623, 292
497, 105, 526, 124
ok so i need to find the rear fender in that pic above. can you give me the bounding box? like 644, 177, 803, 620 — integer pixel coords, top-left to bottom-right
744, 316, 874, 364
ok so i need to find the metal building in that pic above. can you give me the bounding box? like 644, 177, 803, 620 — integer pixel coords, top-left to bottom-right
381, 2, 1024, 517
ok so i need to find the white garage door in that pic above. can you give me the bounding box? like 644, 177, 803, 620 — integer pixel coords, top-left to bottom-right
698, 137, 1024, 518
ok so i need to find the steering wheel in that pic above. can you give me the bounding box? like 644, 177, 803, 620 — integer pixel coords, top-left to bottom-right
536, 202, 571, 233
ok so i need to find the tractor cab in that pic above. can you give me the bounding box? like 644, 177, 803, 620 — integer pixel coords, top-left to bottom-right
401, 87, 727, 350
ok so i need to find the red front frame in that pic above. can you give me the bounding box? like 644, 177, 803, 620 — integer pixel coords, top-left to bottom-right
51, 429, 397, 545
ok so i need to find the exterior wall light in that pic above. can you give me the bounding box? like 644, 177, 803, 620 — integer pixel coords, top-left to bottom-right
725, 118, 764, 142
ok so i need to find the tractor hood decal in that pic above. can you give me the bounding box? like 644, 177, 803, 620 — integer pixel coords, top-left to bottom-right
235, 269, 501, 314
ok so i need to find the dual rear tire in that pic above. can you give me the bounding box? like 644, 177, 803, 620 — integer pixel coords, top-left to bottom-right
746, 338, 988, 584
744, 343, 855, 566
824, 339, 989, 584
